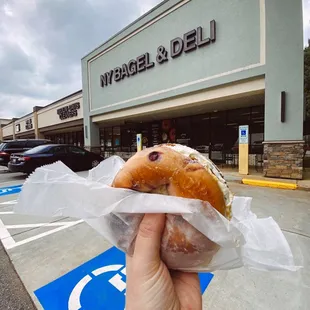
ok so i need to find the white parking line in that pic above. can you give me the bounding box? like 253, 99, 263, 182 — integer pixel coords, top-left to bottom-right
6, 220, 84, 250
0, 219, 16, 249
0, 194, 85, 250
5, 222, 81, 229
0, 200, 17, 205
0, 216, 84, 250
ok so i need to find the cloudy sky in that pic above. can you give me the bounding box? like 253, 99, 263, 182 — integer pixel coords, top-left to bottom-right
0, 0, 310, 119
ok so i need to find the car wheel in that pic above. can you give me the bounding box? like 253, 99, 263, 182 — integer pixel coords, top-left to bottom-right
91, 160, 100, 168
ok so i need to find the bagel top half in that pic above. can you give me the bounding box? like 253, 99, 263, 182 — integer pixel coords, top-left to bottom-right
112, 143, 233, 219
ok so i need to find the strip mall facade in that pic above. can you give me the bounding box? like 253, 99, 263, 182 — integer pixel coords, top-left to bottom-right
1, 0, 308, 180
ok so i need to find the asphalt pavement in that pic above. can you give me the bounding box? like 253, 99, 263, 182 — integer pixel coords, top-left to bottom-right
0, 168, 35, 309
0, 166, 26, 187
0, 238, 36, 310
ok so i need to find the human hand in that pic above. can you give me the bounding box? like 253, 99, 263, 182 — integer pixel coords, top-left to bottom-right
126, 213, 202, 310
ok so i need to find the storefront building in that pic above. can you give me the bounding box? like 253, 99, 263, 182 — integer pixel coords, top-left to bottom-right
81, 0, 304, 179
1, 90, 84, 147
0, 119, 11, 141
1, 122, 14, 140
0, 0, 306, 179
14, 113, 36, 140
37, 90, 84, 147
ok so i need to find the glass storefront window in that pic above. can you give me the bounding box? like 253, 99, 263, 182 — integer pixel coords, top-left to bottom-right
99, 105, 265, 161
150, 122, 161, 146
100, 129, 105, 146
226, 107, 251, 153
161, 120, 176, 144
140, 123, 150, 149
113, 127, 121, 151
210, 111, 226, 162
191, 114, 210, 153
104, 128, 113, 149
44, 131, 84, 147
176, 117, 191, 146
303, 120, 310, 167
120, 126, 132, 152
130, 126, 137, 151
250, 105, 264, 154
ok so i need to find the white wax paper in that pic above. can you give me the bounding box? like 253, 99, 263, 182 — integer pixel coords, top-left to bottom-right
14, 156, 299, 272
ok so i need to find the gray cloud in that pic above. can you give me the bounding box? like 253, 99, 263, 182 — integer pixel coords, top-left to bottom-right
0, 43, 34, 95
0, 0, 308, 119
0, 0, 161, 118
1, 42, 34, 72
304, 0, 310, 46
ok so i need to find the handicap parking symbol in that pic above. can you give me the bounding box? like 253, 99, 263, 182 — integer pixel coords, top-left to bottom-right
0, 184, 22, 197
35, 247, 214, 310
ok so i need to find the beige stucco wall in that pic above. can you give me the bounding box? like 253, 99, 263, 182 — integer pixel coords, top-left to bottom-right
15, 114, 35, 135
38, 93, 83, 129
2, 123, 13, 138
0, 119, 11, 127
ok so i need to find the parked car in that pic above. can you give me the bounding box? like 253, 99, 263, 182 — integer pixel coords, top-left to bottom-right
8, 144, 104, 174
0, 139, 51, 166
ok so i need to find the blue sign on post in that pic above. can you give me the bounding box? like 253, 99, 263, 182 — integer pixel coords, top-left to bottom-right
0, 185, 22, 197
35, 247, 214, 310
239, 125, 249, 144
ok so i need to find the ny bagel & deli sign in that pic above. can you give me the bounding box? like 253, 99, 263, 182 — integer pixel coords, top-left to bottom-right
100, 20, 216, 88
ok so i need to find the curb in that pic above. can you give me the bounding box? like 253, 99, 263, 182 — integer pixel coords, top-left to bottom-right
241, 178, 297, 190
297, 185, 310, 192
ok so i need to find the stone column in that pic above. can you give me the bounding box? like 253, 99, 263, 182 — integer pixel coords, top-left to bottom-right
263, 0, 304, 180
263, 141, 304, 179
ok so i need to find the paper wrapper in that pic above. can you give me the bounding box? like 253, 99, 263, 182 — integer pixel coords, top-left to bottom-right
14, 156, 299, 272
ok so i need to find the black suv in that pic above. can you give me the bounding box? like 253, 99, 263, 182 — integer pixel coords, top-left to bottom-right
0, 139, 51, 166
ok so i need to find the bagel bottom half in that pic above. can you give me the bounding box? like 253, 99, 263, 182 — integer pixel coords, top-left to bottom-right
112, 144, 232, 269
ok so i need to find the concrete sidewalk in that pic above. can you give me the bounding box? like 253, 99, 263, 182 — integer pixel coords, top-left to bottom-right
222, 168, 310, 191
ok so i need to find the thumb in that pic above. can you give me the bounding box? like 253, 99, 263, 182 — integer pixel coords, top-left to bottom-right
133, 213, 166, 263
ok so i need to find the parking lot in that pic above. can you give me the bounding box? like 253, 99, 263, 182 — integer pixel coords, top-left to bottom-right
0, 166, 310, 310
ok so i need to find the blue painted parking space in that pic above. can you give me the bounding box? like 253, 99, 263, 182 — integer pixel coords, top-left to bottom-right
0, 185, 22, 197
35, 246, 214, 310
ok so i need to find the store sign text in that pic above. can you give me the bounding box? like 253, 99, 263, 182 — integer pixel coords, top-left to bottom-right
25, 118, 33, 130
100, 20, 216, 88
57, 102, 80, 120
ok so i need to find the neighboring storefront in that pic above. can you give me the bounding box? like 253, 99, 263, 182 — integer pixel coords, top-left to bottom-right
1, 122, 14, 140
0, 119, 11, 141
37, 90, 84, 147
81, 0, 304, 179
0, 90, 84, 147
14, 113, 36, 140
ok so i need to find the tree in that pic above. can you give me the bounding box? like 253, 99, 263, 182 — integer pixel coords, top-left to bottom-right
304, 46, 310, 119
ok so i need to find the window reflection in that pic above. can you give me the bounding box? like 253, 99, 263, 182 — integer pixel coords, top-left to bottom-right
191, 114, 210, 153
113, 127, 121, 151
44, 131, 84, 147
99, 105, 265, 160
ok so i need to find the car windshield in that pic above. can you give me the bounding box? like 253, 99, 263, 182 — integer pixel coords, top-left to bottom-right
0, 143, 7, 151
24, 145, 50, 155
